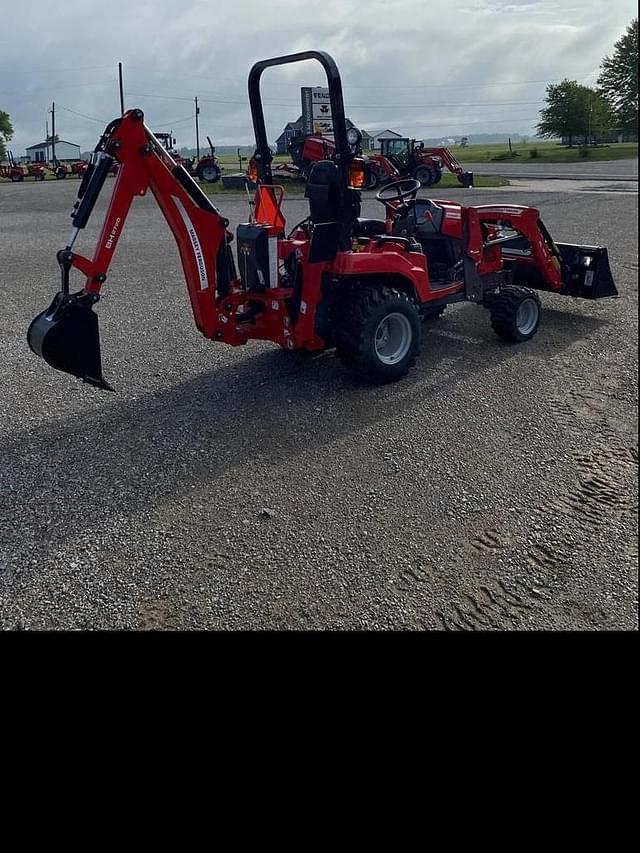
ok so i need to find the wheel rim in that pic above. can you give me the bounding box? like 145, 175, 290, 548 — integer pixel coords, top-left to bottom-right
201, 166, 219, 181
516, 298, 539, 335
415, 167, 433, 185
374, 312, 412, 364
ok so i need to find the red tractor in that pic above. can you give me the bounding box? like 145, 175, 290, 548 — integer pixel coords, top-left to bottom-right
155, 131, 221, 183
1, 151, 46, 182
368, 138, 473, 189
28, 51, 617, 392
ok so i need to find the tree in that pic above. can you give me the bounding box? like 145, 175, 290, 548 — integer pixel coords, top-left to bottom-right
0, 110, 14, 161
537, 80, 595, 146
597, 18, 638, 137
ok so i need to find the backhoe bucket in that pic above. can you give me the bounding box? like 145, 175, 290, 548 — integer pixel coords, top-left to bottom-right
27, 293, 113, 390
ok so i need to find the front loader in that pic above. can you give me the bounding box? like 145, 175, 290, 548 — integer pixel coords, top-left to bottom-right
28, 51, 618, 391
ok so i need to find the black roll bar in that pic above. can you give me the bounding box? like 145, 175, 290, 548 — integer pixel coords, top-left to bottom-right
248, 50, 351, 185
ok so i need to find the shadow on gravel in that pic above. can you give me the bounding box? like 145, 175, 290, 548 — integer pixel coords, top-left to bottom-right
0, 306, 607, 551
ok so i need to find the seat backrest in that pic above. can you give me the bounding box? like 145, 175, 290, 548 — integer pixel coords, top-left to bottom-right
304, 160, 341, 223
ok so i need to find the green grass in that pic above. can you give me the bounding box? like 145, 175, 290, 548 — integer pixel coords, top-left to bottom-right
441, 140, 638, 164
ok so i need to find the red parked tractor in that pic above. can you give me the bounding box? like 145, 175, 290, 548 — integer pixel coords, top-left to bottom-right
368, 137, 474, 189
28, 51, 617, 392
155, 131, 221, 183
1, 151, 46, 182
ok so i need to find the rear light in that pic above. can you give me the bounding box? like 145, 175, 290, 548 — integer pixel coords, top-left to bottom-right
247, 157, 259, 182
348, 158, 367, 189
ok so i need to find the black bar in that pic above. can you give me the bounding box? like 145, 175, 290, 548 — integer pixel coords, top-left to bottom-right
248, 51, 351, 185
71, 154, 114, 229
171, 164, 220, 215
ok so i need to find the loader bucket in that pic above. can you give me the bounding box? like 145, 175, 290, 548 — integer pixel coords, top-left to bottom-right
458, 171, 474, 188
557, 244, 618, 299
27, 292, 113, 390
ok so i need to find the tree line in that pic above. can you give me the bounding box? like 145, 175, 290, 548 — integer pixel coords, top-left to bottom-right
538, 18, 638, 145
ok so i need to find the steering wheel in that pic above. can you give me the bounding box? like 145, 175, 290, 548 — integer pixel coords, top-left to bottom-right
376, 178, 421, 207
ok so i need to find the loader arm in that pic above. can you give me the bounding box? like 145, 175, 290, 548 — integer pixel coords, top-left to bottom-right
28, 110, 239, 388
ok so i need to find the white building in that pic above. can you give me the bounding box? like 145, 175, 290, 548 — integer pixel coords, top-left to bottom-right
25, 138, 81, 163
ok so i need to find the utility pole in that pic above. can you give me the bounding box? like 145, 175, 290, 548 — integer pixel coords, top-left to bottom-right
51, 102, 56, 166
45, 119, 49, 162
194, 96, 200, 160
118, 62, 125, 115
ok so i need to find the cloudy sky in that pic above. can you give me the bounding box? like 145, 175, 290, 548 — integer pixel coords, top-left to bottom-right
1, 0, 636, 155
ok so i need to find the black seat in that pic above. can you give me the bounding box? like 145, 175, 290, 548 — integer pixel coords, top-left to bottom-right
353, 218, 387, 237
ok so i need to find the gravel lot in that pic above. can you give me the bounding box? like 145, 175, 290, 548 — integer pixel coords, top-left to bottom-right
1, 179, 637, 630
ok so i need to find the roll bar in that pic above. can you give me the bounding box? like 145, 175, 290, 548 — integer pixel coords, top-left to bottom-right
248, 50, 351, 185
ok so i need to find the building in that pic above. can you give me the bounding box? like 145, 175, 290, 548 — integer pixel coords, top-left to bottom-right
25, 138, 81, 163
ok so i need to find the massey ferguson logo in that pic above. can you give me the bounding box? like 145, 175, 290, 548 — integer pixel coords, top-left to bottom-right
105, 217, 122, 250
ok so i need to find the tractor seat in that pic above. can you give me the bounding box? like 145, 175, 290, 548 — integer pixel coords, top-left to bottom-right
353, 218, 387, 237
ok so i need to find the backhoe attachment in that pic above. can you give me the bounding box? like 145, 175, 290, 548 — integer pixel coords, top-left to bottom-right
27, 109, 232, 390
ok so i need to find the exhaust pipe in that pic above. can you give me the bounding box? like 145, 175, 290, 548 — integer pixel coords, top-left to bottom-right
27, 291, 113, 390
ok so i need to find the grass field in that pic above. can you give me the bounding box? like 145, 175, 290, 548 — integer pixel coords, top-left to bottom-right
439, 140, 638, 163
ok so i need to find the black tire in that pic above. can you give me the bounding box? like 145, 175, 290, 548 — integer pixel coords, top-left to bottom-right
413, 164, 436, 186
11, 172, 23, 182
337, 285, 421, 382
422, 304, 446, 322
431, 168, 443, 186
196, 161, 221, 183
367, 169, 380, 190
56, 168, 66, 179
489, 286, 541, 342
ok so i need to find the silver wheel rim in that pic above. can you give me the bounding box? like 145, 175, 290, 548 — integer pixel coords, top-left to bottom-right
516, 298, 539, 335
375, 312, 412, 364
201, 166, 218, 181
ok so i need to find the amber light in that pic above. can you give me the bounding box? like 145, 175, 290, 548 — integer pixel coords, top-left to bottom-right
348, 159, 366, 189
247, 158, 259, 182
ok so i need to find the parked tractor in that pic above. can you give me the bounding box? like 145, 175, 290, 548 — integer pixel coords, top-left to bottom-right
1, 151, 46, 182
28, 51, 617, 393
155, 131, 221, 183
368, 138, 473, 189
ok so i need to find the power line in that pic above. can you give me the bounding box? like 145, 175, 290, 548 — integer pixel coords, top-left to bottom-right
56, 104, 108, 124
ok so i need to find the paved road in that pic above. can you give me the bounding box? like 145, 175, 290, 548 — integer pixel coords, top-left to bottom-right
466, 158, 638, 181
0, 180, 637, 630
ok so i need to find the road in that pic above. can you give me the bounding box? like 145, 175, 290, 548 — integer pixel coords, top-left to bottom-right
466, 157, 638, 182
0, 180, 637, 630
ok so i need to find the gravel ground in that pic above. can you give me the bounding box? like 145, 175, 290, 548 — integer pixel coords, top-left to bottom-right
0, 179, 637, 631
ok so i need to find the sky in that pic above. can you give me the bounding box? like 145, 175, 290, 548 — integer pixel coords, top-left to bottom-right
0, 0, 636, 156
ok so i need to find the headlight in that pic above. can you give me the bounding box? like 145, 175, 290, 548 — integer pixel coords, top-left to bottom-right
346, 127, 362, 147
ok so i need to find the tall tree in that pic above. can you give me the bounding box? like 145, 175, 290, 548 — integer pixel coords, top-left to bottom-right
537, 80, 592, 146
0, 110, 14, 161
597, 18, 638, 137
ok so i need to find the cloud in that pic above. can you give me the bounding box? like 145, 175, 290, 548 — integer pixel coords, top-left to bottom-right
0, 0, 636, 154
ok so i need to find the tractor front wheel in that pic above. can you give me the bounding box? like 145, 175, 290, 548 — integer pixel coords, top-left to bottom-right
337, 285, 421, 382
11, 172, 23, 182
489, 286, 541, 342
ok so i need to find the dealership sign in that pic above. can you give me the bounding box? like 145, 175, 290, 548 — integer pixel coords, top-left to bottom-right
301, 87, 333, 136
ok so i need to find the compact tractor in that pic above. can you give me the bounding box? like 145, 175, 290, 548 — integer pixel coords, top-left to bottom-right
1, 151, 46, 182
28, 51, 617, 391
155, 131, 221, 184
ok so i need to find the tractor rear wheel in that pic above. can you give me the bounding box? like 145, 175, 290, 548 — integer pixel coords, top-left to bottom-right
196, 161, 221, 183
367, 169, 380, 190
11, 172, 23, 182
489, 286, 541, 342
413, 165, 436, 186
337, 285, 421, 381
